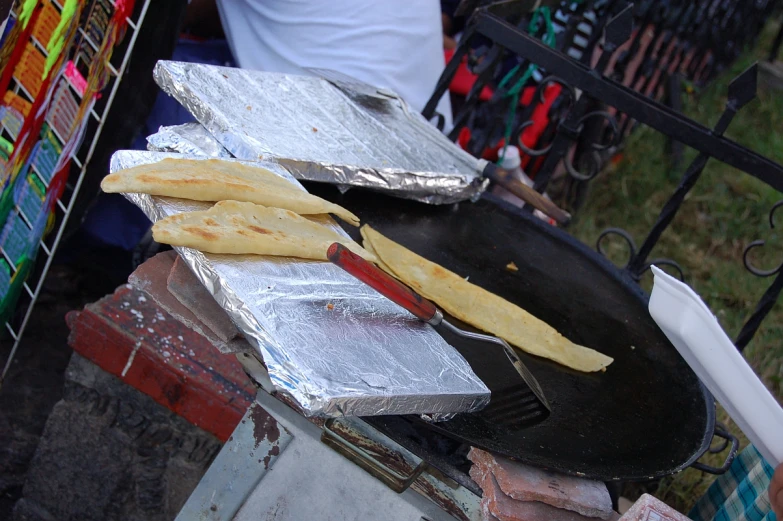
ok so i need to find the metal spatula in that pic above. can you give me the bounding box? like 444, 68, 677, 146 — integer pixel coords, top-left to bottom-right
328, 243, 550, 426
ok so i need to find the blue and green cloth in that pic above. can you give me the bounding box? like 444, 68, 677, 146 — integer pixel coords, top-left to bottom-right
690, 445, 776, 521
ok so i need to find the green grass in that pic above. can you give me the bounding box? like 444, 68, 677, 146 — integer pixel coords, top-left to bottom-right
569, 24, 783, 514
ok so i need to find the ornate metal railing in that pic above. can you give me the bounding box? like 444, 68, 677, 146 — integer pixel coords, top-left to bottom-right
736, 202, 783, 352
425, 1, 783, 350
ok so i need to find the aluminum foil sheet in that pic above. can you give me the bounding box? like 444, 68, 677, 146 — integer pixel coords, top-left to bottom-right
152, 60, 484, 204
146, 122, 231, 158
110, 150, 489, 417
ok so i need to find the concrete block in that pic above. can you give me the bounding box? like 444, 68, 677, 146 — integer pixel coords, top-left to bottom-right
13, 354, 222, 521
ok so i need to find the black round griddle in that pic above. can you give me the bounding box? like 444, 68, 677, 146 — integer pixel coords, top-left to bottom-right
305, 182, 715, 482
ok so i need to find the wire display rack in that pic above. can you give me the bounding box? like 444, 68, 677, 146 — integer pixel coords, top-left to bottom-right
0, 0, 152, 387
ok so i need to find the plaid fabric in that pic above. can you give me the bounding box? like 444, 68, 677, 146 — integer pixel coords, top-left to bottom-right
690, 445, 776, 521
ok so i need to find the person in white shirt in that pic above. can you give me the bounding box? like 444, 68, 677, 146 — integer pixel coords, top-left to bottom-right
215, 0, 453, 128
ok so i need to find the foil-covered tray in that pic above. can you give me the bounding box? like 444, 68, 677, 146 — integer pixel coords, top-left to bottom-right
110, 150, 489, 418
152, 60, 486, 204
146, 122, 231, 158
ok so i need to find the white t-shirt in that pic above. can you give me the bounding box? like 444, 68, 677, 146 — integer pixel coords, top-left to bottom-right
216, 0, 452, 128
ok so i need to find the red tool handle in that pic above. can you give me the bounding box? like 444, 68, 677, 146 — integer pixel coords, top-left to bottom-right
327, 243, 438, 323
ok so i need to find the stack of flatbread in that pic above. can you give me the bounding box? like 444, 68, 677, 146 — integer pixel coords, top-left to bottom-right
101, 158, 373, 261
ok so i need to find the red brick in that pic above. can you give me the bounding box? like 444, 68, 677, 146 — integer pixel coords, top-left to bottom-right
66, 284, 257, 441
469, 448, 612, 519
471, 465, 599, 521
618, 494, 690, 521
481, 498, 502, 521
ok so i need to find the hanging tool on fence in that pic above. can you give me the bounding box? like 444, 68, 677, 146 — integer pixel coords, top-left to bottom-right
470, 4, 573, 225
496, 4, 556, 165
529, 5, 632, 192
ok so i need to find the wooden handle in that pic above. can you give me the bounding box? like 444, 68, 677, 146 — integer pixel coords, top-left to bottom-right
483, 162, 572, 226
327, 243, 438, 322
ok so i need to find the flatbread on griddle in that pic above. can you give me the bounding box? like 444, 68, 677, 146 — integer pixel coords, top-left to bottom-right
102, 158, 360, 226
361, 226, 613, 373
153, 200, 375, 262
359, 231, 397, 276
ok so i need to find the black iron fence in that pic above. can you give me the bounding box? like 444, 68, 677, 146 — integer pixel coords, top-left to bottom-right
425, 0, 783, 351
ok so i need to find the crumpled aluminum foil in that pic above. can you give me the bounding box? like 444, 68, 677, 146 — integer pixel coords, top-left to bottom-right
110, 150, 489, 418
146, 122, 231, 158
152, 60, 485, 204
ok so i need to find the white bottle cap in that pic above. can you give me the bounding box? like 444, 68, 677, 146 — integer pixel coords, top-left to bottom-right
499, 146, 521, 170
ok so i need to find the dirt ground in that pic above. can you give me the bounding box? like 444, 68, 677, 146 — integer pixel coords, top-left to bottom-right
0, 238, 135, 519
0, 286, 80, 517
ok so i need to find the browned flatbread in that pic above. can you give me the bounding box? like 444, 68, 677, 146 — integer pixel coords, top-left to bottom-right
102, 158, 360, 226
152, 200, 375, 261
361, 226, 613, 372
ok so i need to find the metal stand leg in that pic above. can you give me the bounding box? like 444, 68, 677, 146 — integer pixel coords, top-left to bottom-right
177, 391, 470, 521
175, 401, 293, 521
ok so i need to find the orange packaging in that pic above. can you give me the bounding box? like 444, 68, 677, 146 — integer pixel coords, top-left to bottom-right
3, 91, 32, 117
31, 1, 61, 46
15, 43, 46, 97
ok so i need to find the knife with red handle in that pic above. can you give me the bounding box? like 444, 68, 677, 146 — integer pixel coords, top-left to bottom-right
327, 242, 439, 324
